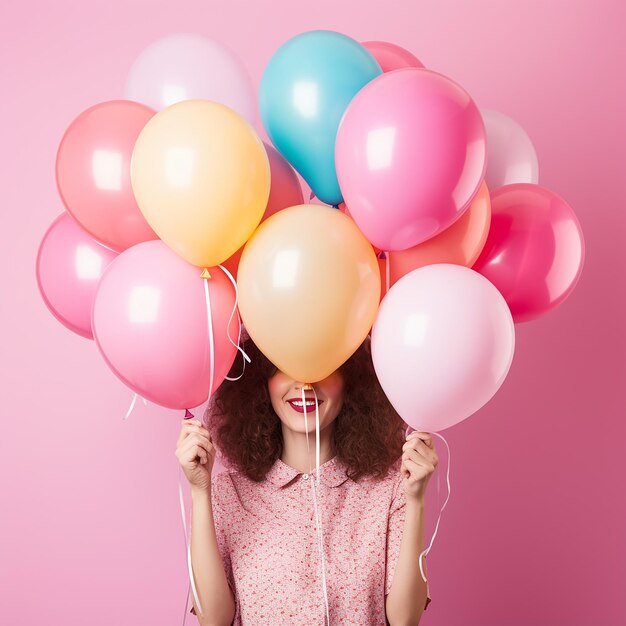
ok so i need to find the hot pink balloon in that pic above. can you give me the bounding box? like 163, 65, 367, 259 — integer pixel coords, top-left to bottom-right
336, 68, 487, 251
472, 183, 585, 323
362, 40, 425, 71
371, 264, 515, 432
36, 213, 118, 339
56, 100, 159, 252
92, 241, 239, 409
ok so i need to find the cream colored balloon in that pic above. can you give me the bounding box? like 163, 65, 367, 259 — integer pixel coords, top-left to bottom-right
131, 99, 270, 267
237, 204, 381, 383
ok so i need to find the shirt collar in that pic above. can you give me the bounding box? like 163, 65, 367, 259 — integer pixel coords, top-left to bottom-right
266, 456, 349, 488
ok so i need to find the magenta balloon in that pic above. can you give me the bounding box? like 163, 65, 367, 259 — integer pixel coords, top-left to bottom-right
36, 213, 118, 339
371, 264, 515, 432
55, 100, 159, 252
362, 41, 425, 72
92, 241, 239, 409
472, 183, 585, 323
336, 68, 487, 251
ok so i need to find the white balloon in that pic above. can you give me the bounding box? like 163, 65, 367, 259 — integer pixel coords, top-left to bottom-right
125, 33, 256, 125
481, 108, 539, 188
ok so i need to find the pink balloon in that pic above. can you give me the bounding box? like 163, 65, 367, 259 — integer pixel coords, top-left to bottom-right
362, 40, 425, 72
481, 109, 539, 188
36, 213, 118, 339
56, 100, 159, 252
124, 33, 256, 125
371, 264, 515, 432
472, 183, 585, 323
336, 68, 487, 251
221, 142, 304, 279
262, 142, 305, 220
92, 241, 239, 409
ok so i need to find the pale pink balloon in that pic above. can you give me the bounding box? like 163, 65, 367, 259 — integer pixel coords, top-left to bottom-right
336, 68, 487, 251
92, 241, 240, 410
362, 40, 425, 71
56, 100, 159, 252
371, 264, 515, 432
481, 108, 539, 188
471, 183, 585, 323
124, 33, 256, 125
36, 213, 118, 339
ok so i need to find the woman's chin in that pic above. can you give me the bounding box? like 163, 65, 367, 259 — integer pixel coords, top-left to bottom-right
283, 411, 330, 433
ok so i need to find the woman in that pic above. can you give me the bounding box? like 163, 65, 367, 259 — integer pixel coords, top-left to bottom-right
176, 334, 437, 625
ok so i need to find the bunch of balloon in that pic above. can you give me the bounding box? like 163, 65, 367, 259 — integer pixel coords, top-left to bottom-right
36, 99, 159, 343
92, 97, 271, 411
234, 30, 386, 384
38, 34, 310, 414
329, 38, 584, 434
253, 29, 585, 434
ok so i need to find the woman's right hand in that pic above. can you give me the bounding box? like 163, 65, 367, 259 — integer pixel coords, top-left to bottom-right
175, 419, 216, 492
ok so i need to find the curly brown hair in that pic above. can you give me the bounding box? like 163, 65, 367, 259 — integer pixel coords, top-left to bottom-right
203, 332, 406, 483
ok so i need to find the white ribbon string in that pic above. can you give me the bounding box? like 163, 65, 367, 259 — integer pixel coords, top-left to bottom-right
302, 385, 331, 625
178, 276, 218, 624
218, 264, 251, 382
404, 424, 451, 593
123, 393, 148, 421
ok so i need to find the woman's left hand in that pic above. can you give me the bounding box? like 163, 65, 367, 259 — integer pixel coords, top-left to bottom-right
400, 431, 439, 502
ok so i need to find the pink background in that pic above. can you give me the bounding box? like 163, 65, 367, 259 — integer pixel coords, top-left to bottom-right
2, 1, 624, 624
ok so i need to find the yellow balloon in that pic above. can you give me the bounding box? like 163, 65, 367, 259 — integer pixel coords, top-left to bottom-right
131, 99, 270, 267
237, 204, 381, 383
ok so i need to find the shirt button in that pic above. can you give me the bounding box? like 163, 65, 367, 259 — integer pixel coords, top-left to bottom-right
302, 473, 309, 480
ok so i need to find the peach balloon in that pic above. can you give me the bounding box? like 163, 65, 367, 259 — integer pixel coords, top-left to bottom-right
130, 99, 270, 268
237, 204, 381, 383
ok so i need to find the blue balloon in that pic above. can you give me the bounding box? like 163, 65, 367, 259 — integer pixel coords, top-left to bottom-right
260, 30, 382, 206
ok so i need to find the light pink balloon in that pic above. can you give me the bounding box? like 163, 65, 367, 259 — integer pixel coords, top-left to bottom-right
336, 68, 487, 251
362, 40, 425, 71
55, 100, 159, 252
471, 183, 585, 323
92, 241, 239, 410
36, 213, 118, 339
371, 264, 515, 432
481, 109, 539, 188
124, 33, 256, 125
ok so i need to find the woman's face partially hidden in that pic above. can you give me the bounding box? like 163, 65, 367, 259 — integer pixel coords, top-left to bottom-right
268, 369, 344, 434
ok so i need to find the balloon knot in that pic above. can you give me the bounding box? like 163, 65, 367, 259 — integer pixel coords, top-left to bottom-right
184, 409, 194, 419
200, 268, 211, 279
377, 251, 387, 260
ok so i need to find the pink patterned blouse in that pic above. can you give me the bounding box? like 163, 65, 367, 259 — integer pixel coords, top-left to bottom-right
191, 455, 431, 625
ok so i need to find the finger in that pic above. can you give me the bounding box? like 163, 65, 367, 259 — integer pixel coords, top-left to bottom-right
403, 437, 436, 459
404, 456, 434, 478
403, 447, 437, 469
412, 438, 438, 464
180, 443, 208, 466
177, 434, 213, 459
177, 422, 211, 447
406, 431, 434, 448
